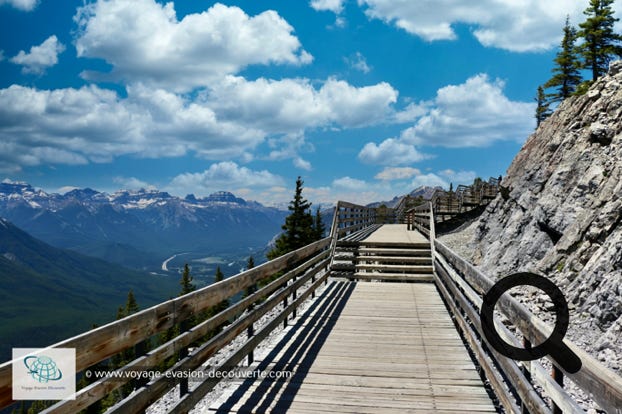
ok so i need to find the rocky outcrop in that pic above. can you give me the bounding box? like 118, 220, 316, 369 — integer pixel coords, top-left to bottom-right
464, 61, 622, 370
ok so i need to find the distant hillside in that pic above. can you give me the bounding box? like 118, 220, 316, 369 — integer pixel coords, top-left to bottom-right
367, 185, 443, 208
0, 218, 178, 361
0, 182, 287, 269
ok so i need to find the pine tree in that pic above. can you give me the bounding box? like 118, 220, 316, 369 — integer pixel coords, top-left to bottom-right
125, 290, 139, 315
267, 177, 314, 259
121, 291, 140, 367
545, 16, 583, 101
578, 0, 622, 81
313, 207, 326, 240
213, 266, 229, 313
242, 256, 256, 299
535, 86, 552, 127
179, 264, 195, 295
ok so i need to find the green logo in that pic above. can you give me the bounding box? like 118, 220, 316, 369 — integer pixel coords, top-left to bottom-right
24, 355, 63, 383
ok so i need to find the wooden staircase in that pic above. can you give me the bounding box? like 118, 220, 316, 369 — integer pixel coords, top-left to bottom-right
331, 231, 434, 282
354, 241, 433, 282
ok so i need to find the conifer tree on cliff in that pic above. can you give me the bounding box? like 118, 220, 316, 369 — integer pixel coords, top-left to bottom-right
577, 0, 622, 82
267, 177, 314, 260
535, 86, 552, 127
545, 16, 583, 101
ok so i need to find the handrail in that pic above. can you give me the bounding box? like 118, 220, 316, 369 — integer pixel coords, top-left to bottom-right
419, 207, 622, 413
0, 237, 331, 412
328, 200, 377, 271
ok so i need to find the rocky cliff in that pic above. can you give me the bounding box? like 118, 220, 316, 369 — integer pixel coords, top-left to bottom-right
452, 61, 622, 373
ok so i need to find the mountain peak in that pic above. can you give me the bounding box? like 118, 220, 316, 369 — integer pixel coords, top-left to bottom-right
204, 191, 246, 205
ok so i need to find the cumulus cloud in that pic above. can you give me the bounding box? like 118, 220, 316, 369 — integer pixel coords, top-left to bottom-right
0, 84, 265, 172
0, 0, 38, 11
410, 173, 448, 189
401, 74, 535, 147
113, 176, 155, 190
10, 35, 65, 74
361, 74, 534, 161
333, 176, 367, 191
0, 73, 399, 171
357, 0, 611, 52
310, 0, 345, 13
293, 157, 312, 171
346, 52, 371, 73
358, 138, 429, 166
439, 169, 477, 185
168, 162, 285, 196
375, 167, 421, 181
74, 0, 312, 91
209, 76, 398, 132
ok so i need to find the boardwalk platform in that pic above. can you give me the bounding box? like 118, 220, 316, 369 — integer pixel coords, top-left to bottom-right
362, 224, 428, 245
209, 280, 496, 413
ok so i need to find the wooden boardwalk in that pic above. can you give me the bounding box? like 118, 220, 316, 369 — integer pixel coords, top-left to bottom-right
209, 280, 497, 413
363, 223, 428, 244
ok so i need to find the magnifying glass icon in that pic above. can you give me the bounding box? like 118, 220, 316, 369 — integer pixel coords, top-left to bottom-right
480, 272, 582, 374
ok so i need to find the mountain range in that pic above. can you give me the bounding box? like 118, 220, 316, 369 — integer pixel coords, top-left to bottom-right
0, 181, 287, 269
367, 185, 443, 208
0, 217, 178, 361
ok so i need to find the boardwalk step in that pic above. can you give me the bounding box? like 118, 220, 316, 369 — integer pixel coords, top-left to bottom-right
352, 272, 434, 282
356, 264, 433, 273
355, 256, 432, 265
331, 264, 356, 271
359, 241, 430, 249
358, 248, 430, 256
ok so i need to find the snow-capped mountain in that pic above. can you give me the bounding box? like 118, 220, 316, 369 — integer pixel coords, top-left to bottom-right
0, 180, 287, 268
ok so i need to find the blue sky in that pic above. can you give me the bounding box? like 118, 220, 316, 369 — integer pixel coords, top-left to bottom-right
1, 0, 619, 206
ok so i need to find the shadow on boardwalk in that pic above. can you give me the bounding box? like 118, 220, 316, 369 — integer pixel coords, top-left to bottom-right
213, 281, 355, 413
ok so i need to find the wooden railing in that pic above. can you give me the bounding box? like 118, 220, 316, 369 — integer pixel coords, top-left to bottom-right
0, 237, 332, 413
412, 208, 622, 414
404, 177, 500, 224
330, 201, 377, 239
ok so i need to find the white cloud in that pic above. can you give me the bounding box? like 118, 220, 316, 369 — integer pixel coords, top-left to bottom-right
209, 76, 398, 132
0, 0, 38, 11
113, 176, 155, 190
358, 138, 429, 165
0, 73, 399, 171
74, 0, 312, 91
356, 0, 613, 52
168, 162, 285, 196
333, 176, 367, 191
393, 102, 428, 123
10, 35, 65, 74
410, 173, 448, 189
0, 84, 264, 172
346, 52, 371, 73
293, 157, 312, 171
401, 74, 535, 147
375, 167, 420, 181
310, 0, 345, 13
439, 169, 477, 185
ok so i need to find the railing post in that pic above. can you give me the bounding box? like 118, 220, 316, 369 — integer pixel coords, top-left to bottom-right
428, 202, 436, 274
521, 339, 532, 414
247, 282, 257, 366
551, 366, 564, 414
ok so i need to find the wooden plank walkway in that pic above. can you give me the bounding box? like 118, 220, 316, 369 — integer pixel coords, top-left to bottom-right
362, 224, 428, 244
209, 280, 497, 413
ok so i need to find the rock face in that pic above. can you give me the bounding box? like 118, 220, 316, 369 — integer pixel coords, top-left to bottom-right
467, 61, 622, 368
